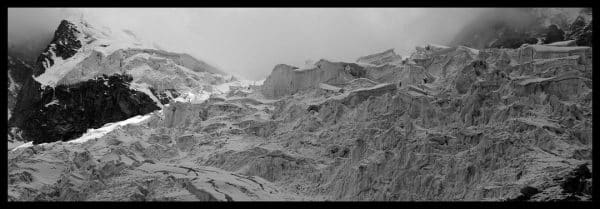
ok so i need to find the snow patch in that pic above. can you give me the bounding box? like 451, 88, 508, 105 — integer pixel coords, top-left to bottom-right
129, 82, 163, 108
8, 72, 18, 93
44, 99, 60, 107
11, 142, 33, 151
34, 48, 88, 88
68, 114, 152, 144
173, 91, 211, 103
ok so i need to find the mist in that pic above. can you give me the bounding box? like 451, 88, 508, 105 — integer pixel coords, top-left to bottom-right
9, 8, 509, 80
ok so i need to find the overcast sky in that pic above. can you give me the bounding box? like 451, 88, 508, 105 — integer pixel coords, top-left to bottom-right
8, 8, 491, 80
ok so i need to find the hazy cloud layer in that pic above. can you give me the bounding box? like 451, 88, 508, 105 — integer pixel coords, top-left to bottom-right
9, 8, 497, 80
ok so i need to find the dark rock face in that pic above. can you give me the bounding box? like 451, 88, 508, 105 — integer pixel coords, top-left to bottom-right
7, 56, 34, 116
507, 186, 541, 201
488, 29, 540, 49
451, 8, 591, 49
149, 88, 180, 105
7, 56, 35, 143
18, 74, 159, 144
567, 16, 592, 47
543, 25, 566, 44
9, 20, 160, 145
450, 8, 546, 49
10, 20, 84, 137
346, 64, 367, 78
560, 164, 591, 194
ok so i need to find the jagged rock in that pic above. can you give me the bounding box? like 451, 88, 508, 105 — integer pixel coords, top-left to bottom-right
567, 15, 592, 47
517, 45, 592, 64
149, 88, 180, 105
356, 49, 403, 66
261, 60, 366, 99
559, 164, 591, 194
545, 40, 577, 47
450, 8, 588, 49
507, 186, 541, 201
8, 10, 592, 201
16, 74, 159, 144
9, 18, 229, 145
35, 20, 82, 76
543, 25, 566, 44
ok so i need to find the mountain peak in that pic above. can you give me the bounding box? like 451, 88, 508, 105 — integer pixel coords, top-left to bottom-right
34, 19, 83, 76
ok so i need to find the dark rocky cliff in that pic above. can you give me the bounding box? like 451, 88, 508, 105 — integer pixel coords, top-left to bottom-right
8, 20, 160, 144
450, 8, 592, 49
20, 74, 159, 144
7, 56, 34, 118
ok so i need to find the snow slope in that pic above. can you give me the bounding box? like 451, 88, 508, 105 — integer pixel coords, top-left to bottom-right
31, 18, 231, 107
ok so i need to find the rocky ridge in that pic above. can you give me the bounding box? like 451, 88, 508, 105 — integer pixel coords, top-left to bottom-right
451, 8, 592, 49
9, 40, 592, 201
7, 8, 593, 201
8, 18, 231, 145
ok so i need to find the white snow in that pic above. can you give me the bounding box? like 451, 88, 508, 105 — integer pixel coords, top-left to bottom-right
129, 82, 163, 108
11, 142, 33, 151
213, 78, 263, 95
526, 44, 590, 52
68, 114, 152, 144
319, 83, 342, 92
10, 141, 52, 151
426, 43, 451, 50
294, 60, 316, 71
458, 46, 480, 55
33, 17, 157, 88
518, 76, 555, 86
123, 52, 153, 63
545, 40, 576, 47
10, 113, 154, 151
173, 91, 211, 103
8, 72, 18, 93
34, 48, 87, 88
44, 99, 60, 107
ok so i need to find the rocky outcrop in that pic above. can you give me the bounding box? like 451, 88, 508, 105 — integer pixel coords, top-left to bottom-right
254, 42, 591, 201
7, 136, 297, 201
261, 60, 366, 99
516, 45, 592, 64
35, 20, 83, 76
7, 56, 34, 120
566, 15, 593, 47
149, 88, 180, 105
10, 20, 85, 137
9, 18, 229, 144
7, 9, 593, 202
451, 8, 592, 49
19, 74, 159, 144
543, 25, 566, 44
356, 49, 403, 66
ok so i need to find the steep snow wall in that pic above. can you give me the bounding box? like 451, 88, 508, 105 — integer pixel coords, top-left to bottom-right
356, 49, 402, 66
261, 60, 366, 99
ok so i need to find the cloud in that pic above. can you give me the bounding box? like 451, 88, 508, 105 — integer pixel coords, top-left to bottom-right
8, 8, 499, 80
8, 8, 81, 62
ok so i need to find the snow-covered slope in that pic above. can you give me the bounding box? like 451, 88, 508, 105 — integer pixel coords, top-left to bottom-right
8, 18, 251, 145
32, 18, 228, 106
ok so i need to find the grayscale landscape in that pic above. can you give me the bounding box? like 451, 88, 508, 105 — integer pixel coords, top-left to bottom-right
7, 8, 592, 201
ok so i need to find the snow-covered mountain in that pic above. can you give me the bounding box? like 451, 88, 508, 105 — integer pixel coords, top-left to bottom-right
7, 8, 592, 202
8, 18, 248, 145
34, 18, 229, 101
450, 8, 592, 49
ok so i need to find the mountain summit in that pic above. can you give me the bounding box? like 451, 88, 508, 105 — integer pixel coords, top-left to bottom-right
9, 18, 233, 145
